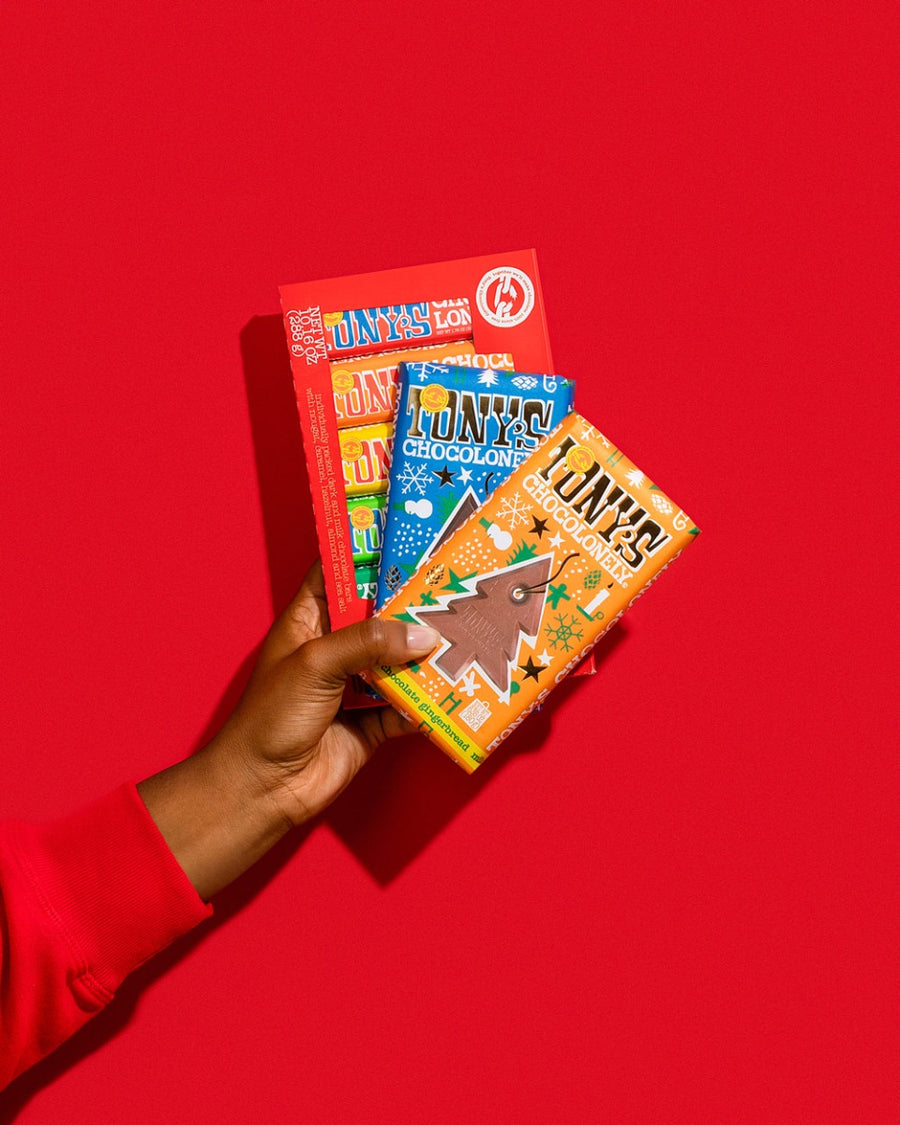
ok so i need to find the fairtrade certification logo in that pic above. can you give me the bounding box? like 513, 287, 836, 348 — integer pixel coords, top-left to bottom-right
420, 383, 449, 412
331, 369, 354, 394
565, 445, 595, 474
340, 438, 363, 463
475, 267, 535, 328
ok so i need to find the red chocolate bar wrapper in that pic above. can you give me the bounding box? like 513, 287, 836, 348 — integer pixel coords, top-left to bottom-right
279, 250, 604, 703
322, 299, 471, 361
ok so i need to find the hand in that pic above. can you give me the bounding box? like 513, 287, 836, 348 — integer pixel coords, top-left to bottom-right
138, 561, 439, 900
216, 559, 439, 826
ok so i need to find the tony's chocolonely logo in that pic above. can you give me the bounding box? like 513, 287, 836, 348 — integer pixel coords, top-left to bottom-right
475, 267, 535, 328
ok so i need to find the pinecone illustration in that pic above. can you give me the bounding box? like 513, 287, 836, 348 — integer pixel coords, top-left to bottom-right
385, 564, 402, 591
584, 569, 606, 589
425, 563, 445, 586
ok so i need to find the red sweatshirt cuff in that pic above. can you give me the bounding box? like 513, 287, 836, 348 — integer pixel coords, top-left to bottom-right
9, 783, 213, 1003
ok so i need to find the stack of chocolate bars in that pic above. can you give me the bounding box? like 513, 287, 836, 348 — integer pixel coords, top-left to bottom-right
321, 299, 515, 604
280, 255, 699, 773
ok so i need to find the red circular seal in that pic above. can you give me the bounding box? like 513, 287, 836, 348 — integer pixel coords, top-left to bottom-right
475, 267, 535, 328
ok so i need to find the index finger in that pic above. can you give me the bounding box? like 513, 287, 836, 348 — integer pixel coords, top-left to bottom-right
258, 558, 331, 670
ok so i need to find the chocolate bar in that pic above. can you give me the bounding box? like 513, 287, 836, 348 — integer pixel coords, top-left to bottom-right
366, 411, 700, 772
375, 362, 574, 607
330, 342, 514, 429
347, 494, 387, 564
322, 299, 471, 361
339, 422, 393, 497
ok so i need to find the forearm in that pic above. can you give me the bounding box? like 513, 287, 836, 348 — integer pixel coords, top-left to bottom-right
0, 785, 212, 1089
137, 735, 292, 902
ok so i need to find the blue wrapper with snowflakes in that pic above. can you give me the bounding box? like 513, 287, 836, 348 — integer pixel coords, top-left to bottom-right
376, 362, 575, 607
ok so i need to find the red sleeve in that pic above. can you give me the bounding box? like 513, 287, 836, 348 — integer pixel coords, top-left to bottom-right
0, 783, 213, 1089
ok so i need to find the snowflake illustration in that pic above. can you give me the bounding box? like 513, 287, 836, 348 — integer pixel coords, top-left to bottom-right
460, 670, 481, 697
544, 611, 584, 653
398, 461, 429, 495
496, 491, 529, 530
650, 492, 673, 515
477, 370, 499, 387
511, 375, 538, 390
625, 468, 644, 488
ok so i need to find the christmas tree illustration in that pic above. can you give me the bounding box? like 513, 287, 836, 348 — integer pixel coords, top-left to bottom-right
421, 487, 480, 562
415, 555, 552, 694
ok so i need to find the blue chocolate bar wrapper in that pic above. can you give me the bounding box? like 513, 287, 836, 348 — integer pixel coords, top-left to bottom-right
376, 363, 575, 607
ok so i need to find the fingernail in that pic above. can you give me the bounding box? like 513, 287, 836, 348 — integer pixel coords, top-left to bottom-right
405, 624, 440, 653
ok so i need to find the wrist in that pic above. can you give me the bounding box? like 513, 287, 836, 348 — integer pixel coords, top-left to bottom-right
209, 716, 319, 830
205, 726, 299, 833
138, 735, 293, 901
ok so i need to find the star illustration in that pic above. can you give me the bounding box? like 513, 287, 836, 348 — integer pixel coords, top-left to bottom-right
433, 464, 456, 487
548, 531, 564, 549
538, 649, 552, 665
528, 515, 549, 539
519, 656, 547, 682
458, 467, 473, 484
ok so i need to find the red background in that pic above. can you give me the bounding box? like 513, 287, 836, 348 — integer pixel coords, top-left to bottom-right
1, 2, 896, 1121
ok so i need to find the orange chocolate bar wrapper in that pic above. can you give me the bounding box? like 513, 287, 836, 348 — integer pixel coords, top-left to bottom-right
366, 412, 700, 772
330, 342, 514, 428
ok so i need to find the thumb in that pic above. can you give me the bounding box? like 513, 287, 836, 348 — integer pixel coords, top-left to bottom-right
291, 618, 440, 689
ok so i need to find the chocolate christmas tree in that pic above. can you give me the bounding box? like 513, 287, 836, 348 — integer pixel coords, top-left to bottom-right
416, 556, 551, 693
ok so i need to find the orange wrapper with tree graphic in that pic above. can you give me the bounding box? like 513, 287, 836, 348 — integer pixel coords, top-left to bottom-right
365, 411, 700, 772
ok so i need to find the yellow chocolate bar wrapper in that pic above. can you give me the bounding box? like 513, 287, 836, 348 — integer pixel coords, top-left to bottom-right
339, 422, 394, 497
366, 411, 700, 772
